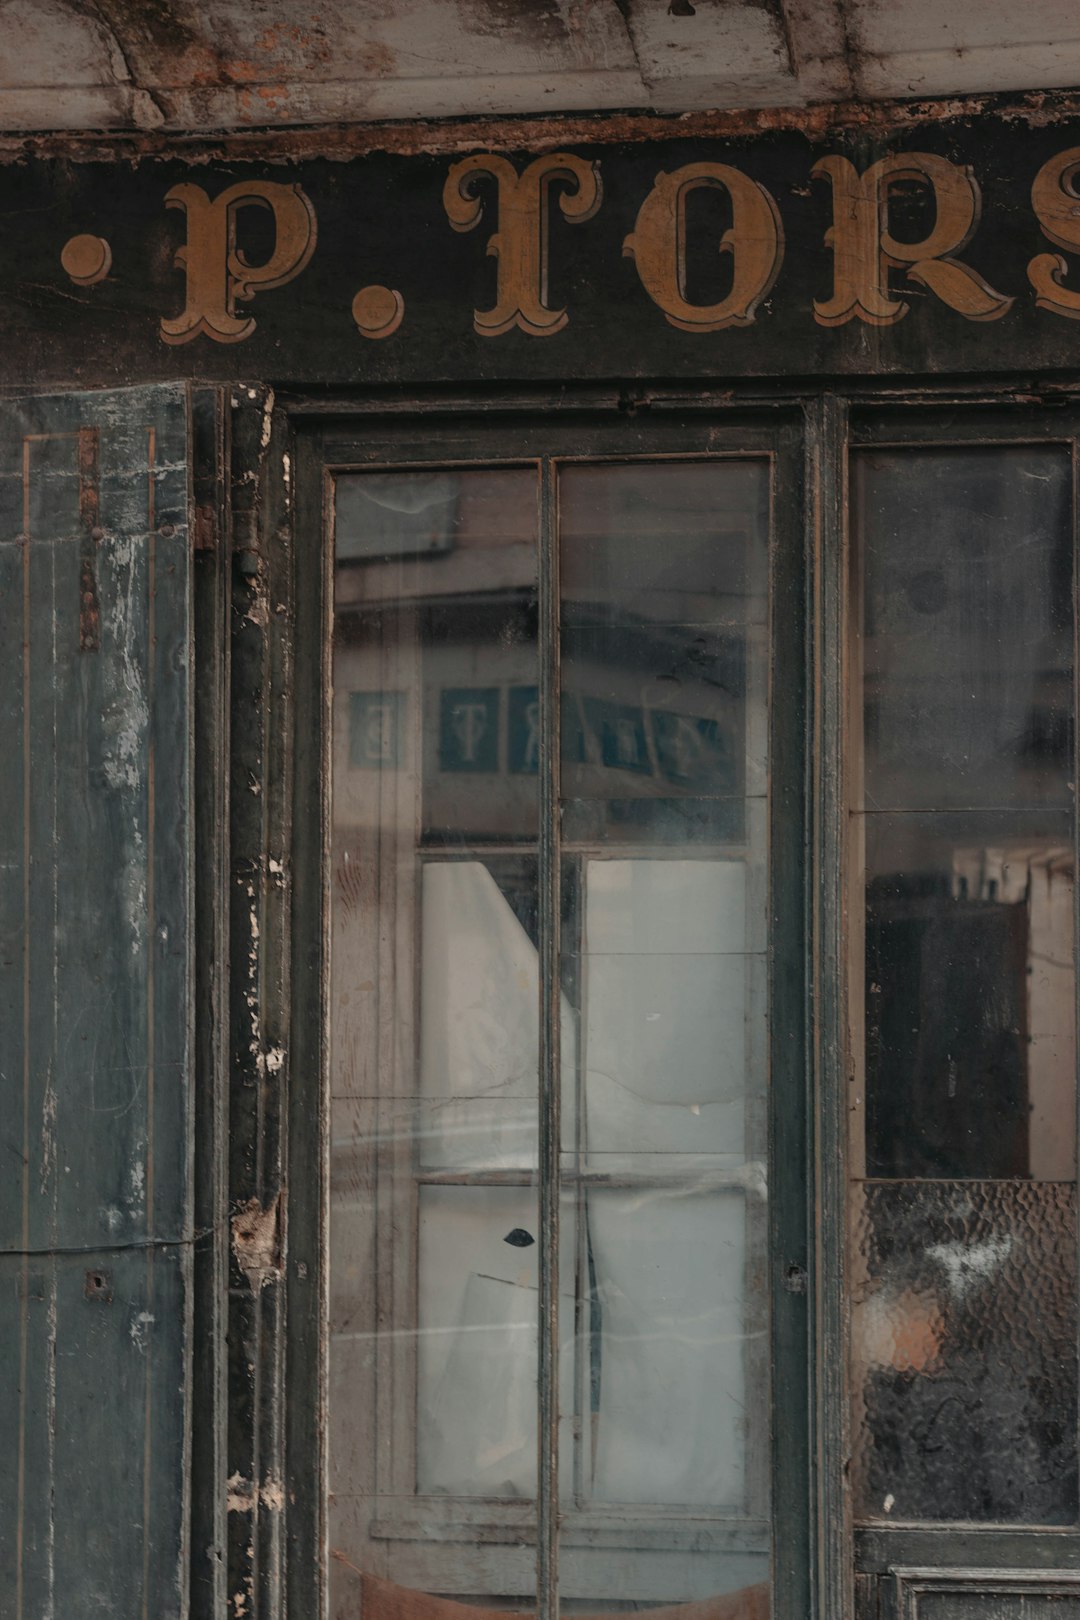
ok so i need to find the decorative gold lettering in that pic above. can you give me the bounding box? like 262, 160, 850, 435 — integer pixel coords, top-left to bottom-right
812, 153, 1012, 327
352, 284, 405, 339
1029, 147, 1080, 319
442, 153, 601, 337
160, 180, 317, 345
622, 162, 783, 332
61, 234, 112, 287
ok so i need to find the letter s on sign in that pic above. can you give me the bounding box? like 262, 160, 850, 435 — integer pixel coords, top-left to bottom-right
623, 163, 784, 333
1030, 148, 1080, 319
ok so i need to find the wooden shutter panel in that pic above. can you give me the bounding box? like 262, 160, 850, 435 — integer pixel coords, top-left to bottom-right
0, 386, 192, 1618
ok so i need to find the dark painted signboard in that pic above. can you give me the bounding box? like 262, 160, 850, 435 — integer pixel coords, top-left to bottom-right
7, 113, 1080, 386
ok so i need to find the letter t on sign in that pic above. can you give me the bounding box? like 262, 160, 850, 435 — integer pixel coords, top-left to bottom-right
443, 153, 602, 337
160, 180, 317, 345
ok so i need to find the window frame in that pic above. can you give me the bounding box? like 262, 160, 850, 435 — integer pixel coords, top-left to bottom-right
20, 374, 1080, 1620
255, 383, 1080, 1620
282, 398, 812, 1620
844, 401, 1080, 1592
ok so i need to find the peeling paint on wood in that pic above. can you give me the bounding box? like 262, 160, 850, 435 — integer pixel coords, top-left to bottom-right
230, 1195, 282, 1292
0, 384, 193, 1620
226, 1471, 286, 1513
77, 426, 101, 651
5, 88, 1080, 168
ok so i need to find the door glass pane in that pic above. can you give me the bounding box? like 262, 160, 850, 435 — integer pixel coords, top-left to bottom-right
561, 461, 767, 845
558, 461, 771, 1610
329, 468, 541, 1616
328, 453, 777, 1620
850, 445, 1078, 1524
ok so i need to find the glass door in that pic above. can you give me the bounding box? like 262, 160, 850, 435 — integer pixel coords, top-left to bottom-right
316, 411, 808, 1620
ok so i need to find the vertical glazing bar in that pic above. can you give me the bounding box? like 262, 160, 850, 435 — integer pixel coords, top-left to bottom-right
572, 926, 588, 1510
537, 456, 561, 1620
1071, 433, 1080, 1484
811, 393, 851, 1620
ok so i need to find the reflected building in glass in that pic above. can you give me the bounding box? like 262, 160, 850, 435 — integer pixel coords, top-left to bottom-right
329, 460, 771, 1617
850, 446, 1078, 1526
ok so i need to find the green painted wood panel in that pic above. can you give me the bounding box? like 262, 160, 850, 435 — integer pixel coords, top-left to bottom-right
0, 386, 192, 1618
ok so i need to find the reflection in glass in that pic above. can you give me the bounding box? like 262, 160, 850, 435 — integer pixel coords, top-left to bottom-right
330, 469, 540, 1616
851, 445, 1079, 1526
864, 812, 1076, 1181
560, 461, 768, 846
858, 446, 1072, 813
329, 457, 773, 1619
335, 468, 539, 845
559, 462, 771, 1607
418, 1185, 575, 1498
418, 861, 541, 1171
587, 1188, 751, 1508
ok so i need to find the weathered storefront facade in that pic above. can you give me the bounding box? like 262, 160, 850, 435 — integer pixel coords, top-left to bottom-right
5, 8, 1080, 1619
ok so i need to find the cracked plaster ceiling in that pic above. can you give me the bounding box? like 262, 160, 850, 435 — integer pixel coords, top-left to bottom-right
1, 0, 1079, 133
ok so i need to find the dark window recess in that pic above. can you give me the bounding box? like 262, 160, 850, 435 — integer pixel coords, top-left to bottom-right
851, 440, 1079, 1528
866, 886, 1030, 1180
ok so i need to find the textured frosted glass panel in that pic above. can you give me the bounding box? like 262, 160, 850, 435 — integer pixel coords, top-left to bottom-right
852, 1180, 1078, 1523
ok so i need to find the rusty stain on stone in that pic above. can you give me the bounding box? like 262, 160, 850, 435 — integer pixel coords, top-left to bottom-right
3, 88, 1079, 168
465, 0, 570, 48
359, 39, 397, 77
78, 426, 101, 653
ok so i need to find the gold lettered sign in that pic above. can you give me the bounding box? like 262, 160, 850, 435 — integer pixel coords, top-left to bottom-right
442, 152, 602, 336
623, 162, 783, 332
1029, 146, 1080, 319
50, 141, 1080, 351
160, 180, 317, 344
812, 153, 1011, 326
